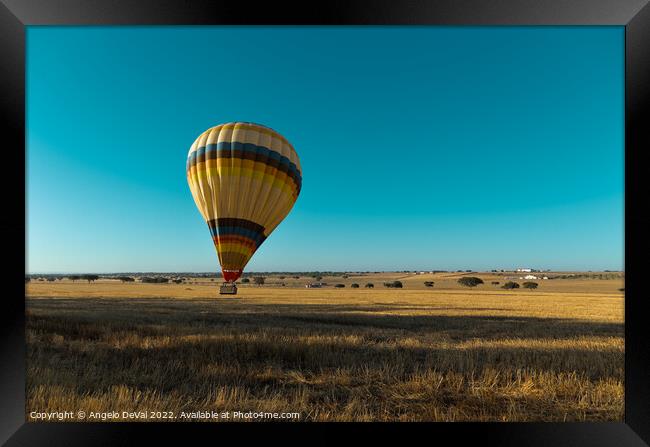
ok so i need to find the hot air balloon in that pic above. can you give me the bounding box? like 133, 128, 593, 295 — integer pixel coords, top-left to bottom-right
186, 122, 302, 294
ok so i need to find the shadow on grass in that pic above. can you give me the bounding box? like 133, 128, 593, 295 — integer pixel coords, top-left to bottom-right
25, 297, 623, 397
26, 326, 623, 395
26, 297, 623, 341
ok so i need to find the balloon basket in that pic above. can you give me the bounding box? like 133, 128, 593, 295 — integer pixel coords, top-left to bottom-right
219, 282, 238, 295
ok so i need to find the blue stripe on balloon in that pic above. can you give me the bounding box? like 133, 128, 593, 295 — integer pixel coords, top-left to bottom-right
188, 141, 301, 183
210, 225, 266, 247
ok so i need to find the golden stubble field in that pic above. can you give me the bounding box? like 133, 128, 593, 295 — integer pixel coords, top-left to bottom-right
25, 273, 624, 422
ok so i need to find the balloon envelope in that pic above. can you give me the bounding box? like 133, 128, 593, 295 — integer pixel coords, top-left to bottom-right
186, 122, 302, 281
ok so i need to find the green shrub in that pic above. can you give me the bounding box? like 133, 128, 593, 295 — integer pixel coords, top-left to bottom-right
458, 277, 484, 287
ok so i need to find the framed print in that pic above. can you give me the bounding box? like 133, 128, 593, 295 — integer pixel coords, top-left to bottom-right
2, 0, 649, 445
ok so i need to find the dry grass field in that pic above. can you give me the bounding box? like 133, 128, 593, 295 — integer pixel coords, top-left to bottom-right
25, 272, 624, 422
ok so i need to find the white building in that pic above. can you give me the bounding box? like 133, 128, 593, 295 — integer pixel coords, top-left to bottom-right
524, 275, 538, 280
517, 268, 532, 273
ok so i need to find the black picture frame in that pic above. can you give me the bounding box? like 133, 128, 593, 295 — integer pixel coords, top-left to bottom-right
2, 0, 648, 445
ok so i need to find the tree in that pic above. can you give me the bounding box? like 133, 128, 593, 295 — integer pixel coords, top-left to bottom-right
118, 276, 135, 283
424, 281, 434, 287
315, 276, 323, 281
25, 277, 31, 283
522, 282, 538, 289
241, 278, 250, 284
384, 281, 403, 288
141, 277, 169, 284
457, 277, 484, 288
83, 274, 99, 283
335, 284, 345, 288
278, 276, 286, 280
253, 277, 265, 286
172, 279, 183, 284
365, 283, 374, 288
491, 281, 500, 285
351, 283, 359, 288
68, 275, 80, 282
502, 281, 520, 289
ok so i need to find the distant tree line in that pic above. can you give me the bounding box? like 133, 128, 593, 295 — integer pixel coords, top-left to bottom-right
547, 273, 623, 280
66, 274, 99, 283
141, 277, 169, 283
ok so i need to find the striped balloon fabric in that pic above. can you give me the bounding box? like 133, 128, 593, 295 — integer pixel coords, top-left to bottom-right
186, 122, 302, 282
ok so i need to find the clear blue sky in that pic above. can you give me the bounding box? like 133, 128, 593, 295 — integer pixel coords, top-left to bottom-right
26, 26, 624, 274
